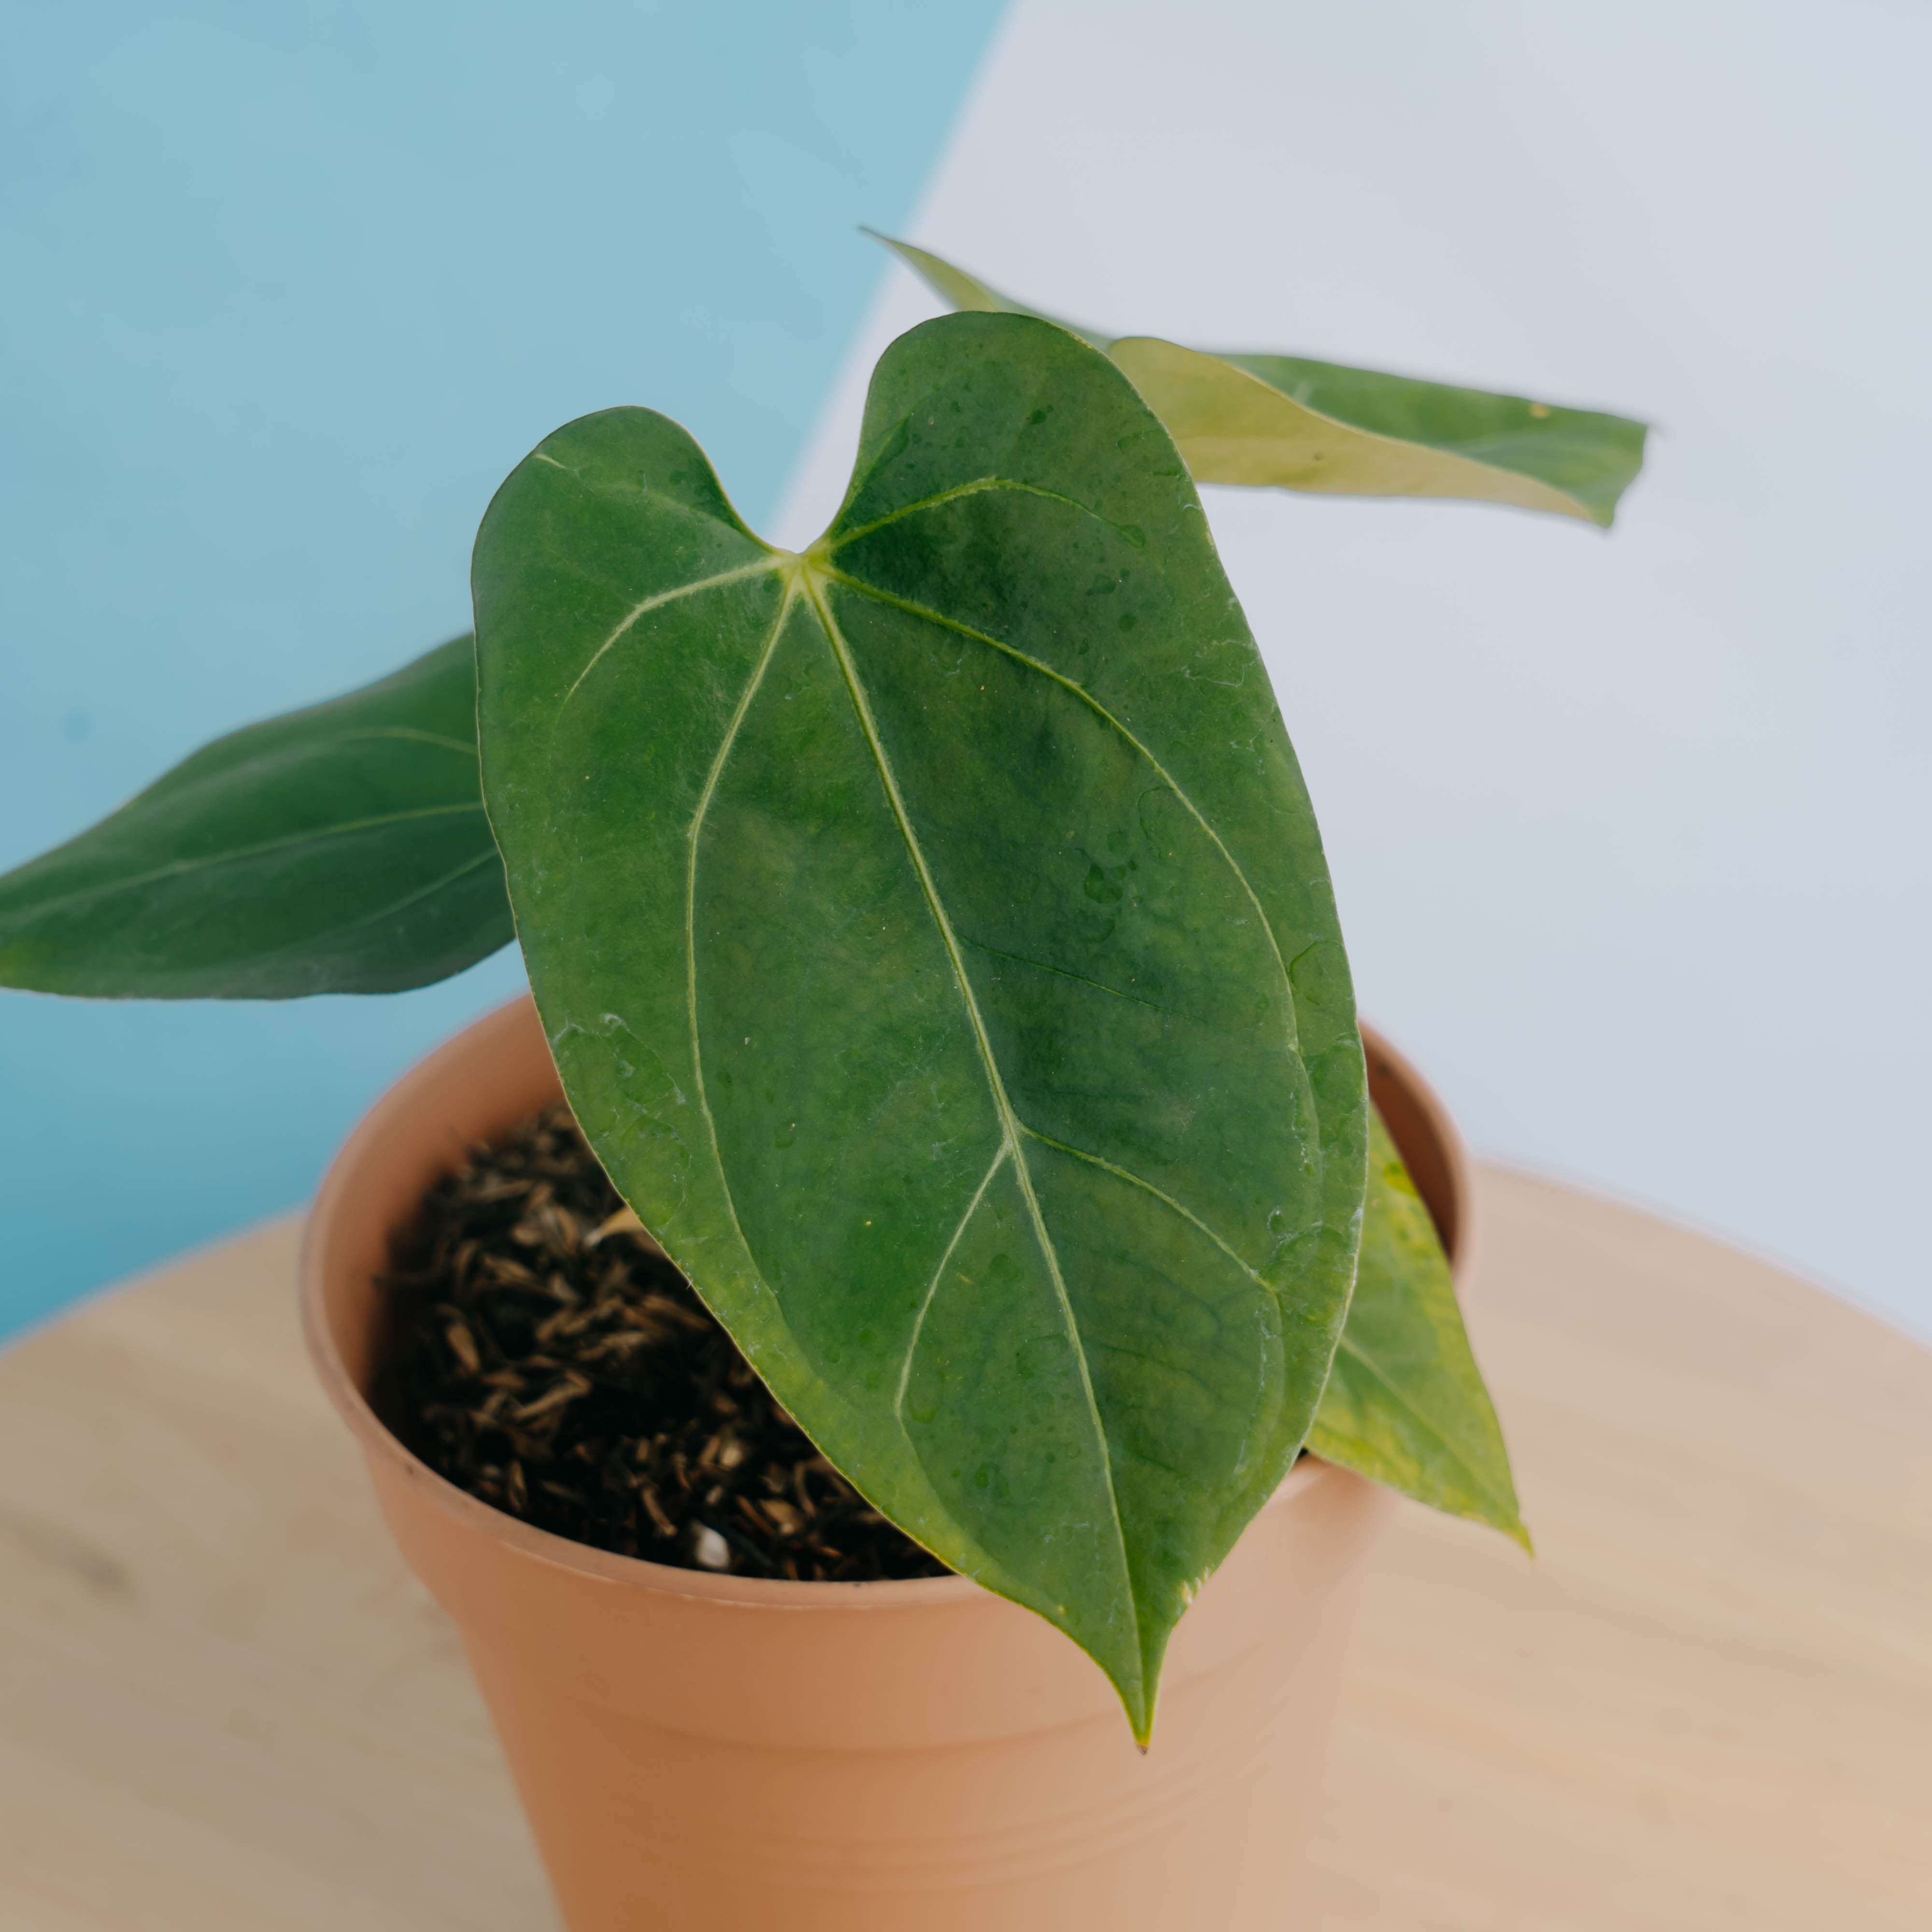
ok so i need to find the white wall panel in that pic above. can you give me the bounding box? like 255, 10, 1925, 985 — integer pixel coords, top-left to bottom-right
778, 0, 1932, 1337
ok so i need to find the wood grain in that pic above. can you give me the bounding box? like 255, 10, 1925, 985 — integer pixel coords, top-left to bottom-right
0, 1168, 1925, 1929
1307, 1172, 1932, 1930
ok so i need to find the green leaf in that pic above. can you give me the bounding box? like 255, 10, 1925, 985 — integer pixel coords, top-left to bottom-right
1309, 1106, 1529, 1550
0, 637, 512, 998
474, 311, 1367, 1742
863, 229, 1114, 351
870, 232, 1647, 528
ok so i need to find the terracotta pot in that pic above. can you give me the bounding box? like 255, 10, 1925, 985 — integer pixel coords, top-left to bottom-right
301, 997, 1471, 1931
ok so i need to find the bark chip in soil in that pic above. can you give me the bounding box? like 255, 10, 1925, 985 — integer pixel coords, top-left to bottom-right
374, 1105, 952, 1583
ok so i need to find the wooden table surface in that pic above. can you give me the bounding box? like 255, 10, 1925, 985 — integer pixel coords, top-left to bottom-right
0, 1167, 1926, 1930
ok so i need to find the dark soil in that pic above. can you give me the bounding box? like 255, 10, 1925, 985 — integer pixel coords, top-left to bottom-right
373, 1105, 952, 1583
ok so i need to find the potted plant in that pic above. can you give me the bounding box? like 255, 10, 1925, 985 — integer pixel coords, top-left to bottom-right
0, 238, 1644, 1930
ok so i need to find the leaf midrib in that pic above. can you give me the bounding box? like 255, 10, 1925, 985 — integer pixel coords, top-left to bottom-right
681, 581, 804, 1325
587, 478, 1330, 1678
821, 565, 1302, 1052
82, 724, 477, 826
0, 803, 493, 925
799, 565, 1138, 1649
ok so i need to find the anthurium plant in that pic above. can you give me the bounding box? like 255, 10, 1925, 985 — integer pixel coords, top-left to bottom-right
0, 241, 1645, 1741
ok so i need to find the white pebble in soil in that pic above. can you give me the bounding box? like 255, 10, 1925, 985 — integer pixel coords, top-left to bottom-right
692, 1525, 731, 1570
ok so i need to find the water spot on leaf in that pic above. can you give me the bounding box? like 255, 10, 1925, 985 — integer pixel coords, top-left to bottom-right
1084, 862, 1124, 905
1015, 1332, 1063, 1381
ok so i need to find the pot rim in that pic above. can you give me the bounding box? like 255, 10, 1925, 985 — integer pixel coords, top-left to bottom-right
299, 996, 1462, 1614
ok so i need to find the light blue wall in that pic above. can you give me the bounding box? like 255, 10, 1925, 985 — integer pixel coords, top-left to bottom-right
0, 0, 1006, 1337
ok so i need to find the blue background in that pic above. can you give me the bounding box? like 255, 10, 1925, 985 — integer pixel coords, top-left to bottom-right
0, 0, 1005, 1336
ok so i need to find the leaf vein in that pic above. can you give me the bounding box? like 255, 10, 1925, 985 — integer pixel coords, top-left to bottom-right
823, 571, 1299, 1046
274, 845, 503, 947
562, 560, 781, 708
332, 725, 478, 757
830, 476, 1140, 550
893, 1142, 1010, 1420
0, 804, 493, 924
804, 573, 1140, 1667
683, 583, 801, 1278
1016, 1123, 1268, 1291
1324, 1332, 1522, 1530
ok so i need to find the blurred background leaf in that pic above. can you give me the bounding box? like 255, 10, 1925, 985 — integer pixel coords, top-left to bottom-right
0, 638, 510, 999
1311, 1107, 1528, 1548
873, 233, 1646, 526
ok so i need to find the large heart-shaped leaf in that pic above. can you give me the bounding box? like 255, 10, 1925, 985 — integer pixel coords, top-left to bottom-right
0, 637, 511, 998
474, 312, 1368, 1739
1309, 1107, 1528, 1548
872, 233, 1647, 527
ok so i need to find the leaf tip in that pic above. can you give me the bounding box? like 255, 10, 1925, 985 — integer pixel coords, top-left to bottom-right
1108, 1662, 1157, 1752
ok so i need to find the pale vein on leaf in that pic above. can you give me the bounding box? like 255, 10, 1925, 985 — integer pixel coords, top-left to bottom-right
824, 568, 1302, 1054
1017, 1123, 1273, 1296
0, 804, 493, 921
302, 847, 505, 943
562, 560, 780, 708
316, 725, 479, 757
803, 571, 1140, 1655
830, 476, 1139, 551
893, 1142, 1010, 1420
1324, 1332, 1520, 1525
682, 582, 801, 1277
